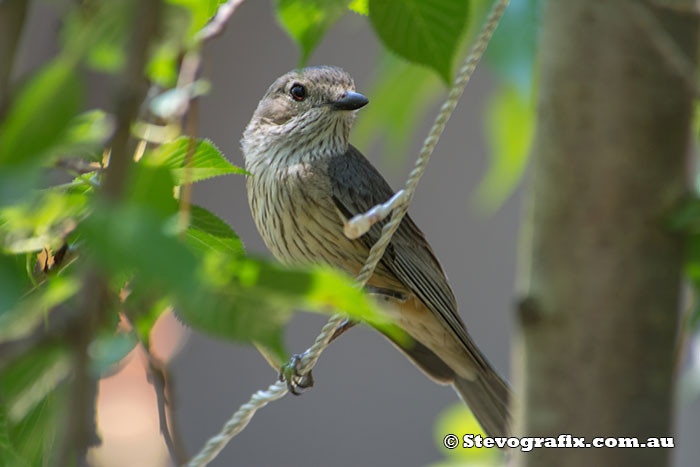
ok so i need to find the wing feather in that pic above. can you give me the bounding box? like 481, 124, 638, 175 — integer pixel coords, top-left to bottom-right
328, 145, 487, 370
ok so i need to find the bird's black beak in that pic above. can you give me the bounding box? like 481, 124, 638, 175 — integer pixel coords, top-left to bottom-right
331, 91, 369, 111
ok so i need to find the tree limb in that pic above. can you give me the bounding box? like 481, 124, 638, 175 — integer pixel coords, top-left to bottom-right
514, 2, 698, 466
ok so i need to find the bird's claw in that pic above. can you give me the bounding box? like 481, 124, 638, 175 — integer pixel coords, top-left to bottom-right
279, 354, 314, 395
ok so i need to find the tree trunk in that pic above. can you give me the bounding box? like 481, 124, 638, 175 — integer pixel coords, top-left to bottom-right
514, 2, 698, 466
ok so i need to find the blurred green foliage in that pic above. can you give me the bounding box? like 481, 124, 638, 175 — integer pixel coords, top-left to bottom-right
432, 403, 501, 467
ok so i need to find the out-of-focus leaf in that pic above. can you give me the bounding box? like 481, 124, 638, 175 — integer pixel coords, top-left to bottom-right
432, 403, 499, 467
475, 85, 534, 210
484, 0, 541, 92
148, 42, 180, 88
78, 203, 199, 294
0, 345, 70, 423
670, 198, 700, 233
150, 137, 246, 184
147, 2, 192, 87
61, 0, 141, 73
88, 331, 137, 376
168, 0, 227, 40
0, 186, 91, 254
127, 164, 179, 219
0, 57, 82, 167
369, 0, 470, 83
352, 55, 442, 163
185, 205, 244, 258
150, 80, 211, 119
131, 297, 172, 348
0, 254, 24, 315
0, 276, 81, 342
305, 265, 401, 341
348, 0, 368, 15
0, 405, 26, 467
50, 110, 115, 162
275, 0, 351, 65
1, 359, 67, 467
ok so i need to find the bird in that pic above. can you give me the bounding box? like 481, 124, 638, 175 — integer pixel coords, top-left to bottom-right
241, 65, 510, 438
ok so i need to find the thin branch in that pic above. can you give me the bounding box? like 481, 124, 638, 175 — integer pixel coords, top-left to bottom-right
195, 0, 246, 43
143, 349, 189, 465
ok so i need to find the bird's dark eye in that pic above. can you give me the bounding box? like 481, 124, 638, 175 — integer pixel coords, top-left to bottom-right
290, 83, 306, 101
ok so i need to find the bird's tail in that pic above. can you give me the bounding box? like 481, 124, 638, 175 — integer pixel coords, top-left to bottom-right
452, 364, 511, 439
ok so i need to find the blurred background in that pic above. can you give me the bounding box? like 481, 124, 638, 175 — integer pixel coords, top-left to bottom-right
9, 0, 700, 466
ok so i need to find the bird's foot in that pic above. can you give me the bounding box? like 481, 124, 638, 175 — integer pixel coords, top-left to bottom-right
279, 353, 314, 395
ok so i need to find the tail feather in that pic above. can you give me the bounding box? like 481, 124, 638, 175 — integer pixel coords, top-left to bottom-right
452, 366, 511, 439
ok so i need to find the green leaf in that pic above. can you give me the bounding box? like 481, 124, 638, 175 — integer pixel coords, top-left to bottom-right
369, 0, 470, 83
433, 403, 498, 466
78, 203, 200, 294
127, 164, 179, 219
0, 254, 24, 313
474, 84, 534, 211
89, 331, 137, 376
1, 359, 67, 467
0, 276, 81, 343
50, 110, 115, 162
0, 345, 70, 423
151, 137, 246, 184
348, 0, 368, 15
0, 405, 26, 467
0, 185, 91, 254
484, 0, 541, 93
168, 0, 227, 40
352, 54, 442, 163
0, 57, 82, 167
276, 0, 351, 65
185, 205, 244, 258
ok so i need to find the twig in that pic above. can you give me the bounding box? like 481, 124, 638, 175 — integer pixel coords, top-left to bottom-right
187, 0, 511, 465
144, 350, 189, 465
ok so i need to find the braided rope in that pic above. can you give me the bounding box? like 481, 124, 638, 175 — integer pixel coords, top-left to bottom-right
188, 1, 509, 464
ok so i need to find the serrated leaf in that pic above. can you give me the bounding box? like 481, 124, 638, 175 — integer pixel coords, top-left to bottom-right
151, 137, 246, 184
185, 205, 244, 258
276, 0, 351, 65
369, 0, 470, 83
475, 84, 534, 211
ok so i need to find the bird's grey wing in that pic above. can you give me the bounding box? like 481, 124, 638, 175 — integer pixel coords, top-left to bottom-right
327, 145, 488, 370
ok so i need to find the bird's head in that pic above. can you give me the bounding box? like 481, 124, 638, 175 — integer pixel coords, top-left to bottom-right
242, 66, 368, 161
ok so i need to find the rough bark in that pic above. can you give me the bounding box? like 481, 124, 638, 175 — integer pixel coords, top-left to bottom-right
514, 2, 698, 466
